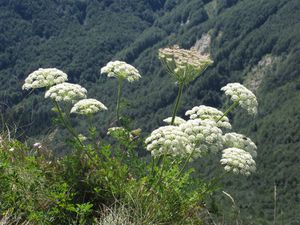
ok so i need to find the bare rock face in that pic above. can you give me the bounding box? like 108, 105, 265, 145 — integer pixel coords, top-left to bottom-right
192, 33, 212, 56
244, 54, 282, 92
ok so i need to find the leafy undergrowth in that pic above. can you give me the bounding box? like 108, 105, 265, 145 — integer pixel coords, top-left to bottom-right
0, 45, 261, 224
0, 133, 215, 224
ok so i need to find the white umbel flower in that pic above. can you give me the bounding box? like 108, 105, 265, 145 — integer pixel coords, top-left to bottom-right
220, 148, 256, 176
45, 82, 87, 102
107, 127, 126, 135
185, 105, 231, 129
107, 127, 133, 140
179, 119, 224, 158
71, 99, 107, 115
221, 83, 258, 115
22, 68, 68, 90
163, 116, 186, 125
145, 126, 192, 157
223, 132, 257, 158
100, 61, 141, 82
159, 45, 213, 85
33, 142, 42, 149
78, 134, 87, 142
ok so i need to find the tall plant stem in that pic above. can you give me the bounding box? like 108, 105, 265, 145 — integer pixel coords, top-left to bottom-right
171, 83, 184, 125
88, 114, 99, 151
150, 157, 155, 178
273, 183, 277, 225
116, 78, 123, 125
217, 99, 240, 123
177, 149, 195, 179
53, 101, 94, 161
153, 154, 167, 188
199, 172, 228, 196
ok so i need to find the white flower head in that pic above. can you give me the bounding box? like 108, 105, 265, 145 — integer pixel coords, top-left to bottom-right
220, 147, 256, 176
163, 116, 186, 125
22, 68, 68, 90
45, 82, 87, 102
145, 125, 192, 158
33, 142, 42, 149
78, 134, 87, 142
221, 83, 258, 115
223, 132, 257, 158
107, 127, 134, 140
159, 45, 213, 85
71, 98, 107, 115
100, 61, 141, 82
185, 105, 231, 129
179, 119, 224, 158
107, 127, 127, 135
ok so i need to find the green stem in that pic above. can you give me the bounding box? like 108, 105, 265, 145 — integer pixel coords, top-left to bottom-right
200, 172, 228, 196
53, 101, 94, 161
88, 115, 96, 143
171, 83, 184, 125
54, 101, 79, 141
177, 148, 195, 179
150, 157, 155, 178
154, 154, 167, 188
116, 78, 123, 125
217, 99, 240, 123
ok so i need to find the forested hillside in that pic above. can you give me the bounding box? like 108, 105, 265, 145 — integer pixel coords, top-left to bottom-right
0, 0, 299, 224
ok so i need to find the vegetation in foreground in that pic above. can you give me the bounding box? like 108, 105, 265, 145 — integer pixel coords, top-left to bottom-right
1, 47, 259, 224
1, 1, 299, 223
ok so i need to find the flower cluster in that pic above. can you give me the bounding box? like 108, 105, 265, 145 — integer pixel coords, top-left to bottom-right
107, 127, 133, 140
221, 83, 258, 115
220, 148, 256, 176
100, 61, 141, 82
78, 134, 87, 142
185, 105, 231, 129
45, 82, 87, 102
179, 119, 224, 158
22, 68, 68, 90
107, 127, 126, 134
33, 142, 42, 149
158, 45, 213, 84
71, 99, 107, 115
145, 126, 192, 157
223, 132, 257, 158
163, 116, 186, 125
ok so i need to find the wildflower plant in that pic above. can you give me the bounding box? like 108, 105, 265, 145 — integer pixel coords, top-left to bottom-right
145, 125, 192, 157
220, 148, 256, 176
221, 82, 258, 115
159, 45, 213, 125
158, 45, 213, 85
163, 116, 186, 125
179, 119, 224, 158
223, 132, 257, 158
45, 82, 87, 102
71, 99, 107, 115
185, 105, 231, 129
100, 60, 141, 82
100, 60, 141, 125
22, 68, 68, 90
19, 46, 259, 224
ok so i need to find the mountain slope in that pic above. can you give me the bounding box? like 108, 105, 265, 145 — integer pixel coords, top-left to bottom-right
0, 0, 299, 223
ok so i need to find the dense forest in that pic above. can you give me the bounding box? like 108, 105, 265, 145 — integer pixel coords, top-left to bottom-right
0, 0, 299, 224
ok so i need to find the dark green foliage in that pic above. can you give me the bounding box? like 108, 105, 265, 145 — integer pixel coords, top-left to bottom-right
0, 127, 213, 224
0, 137, 89, 224
0, 0, 299, 224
